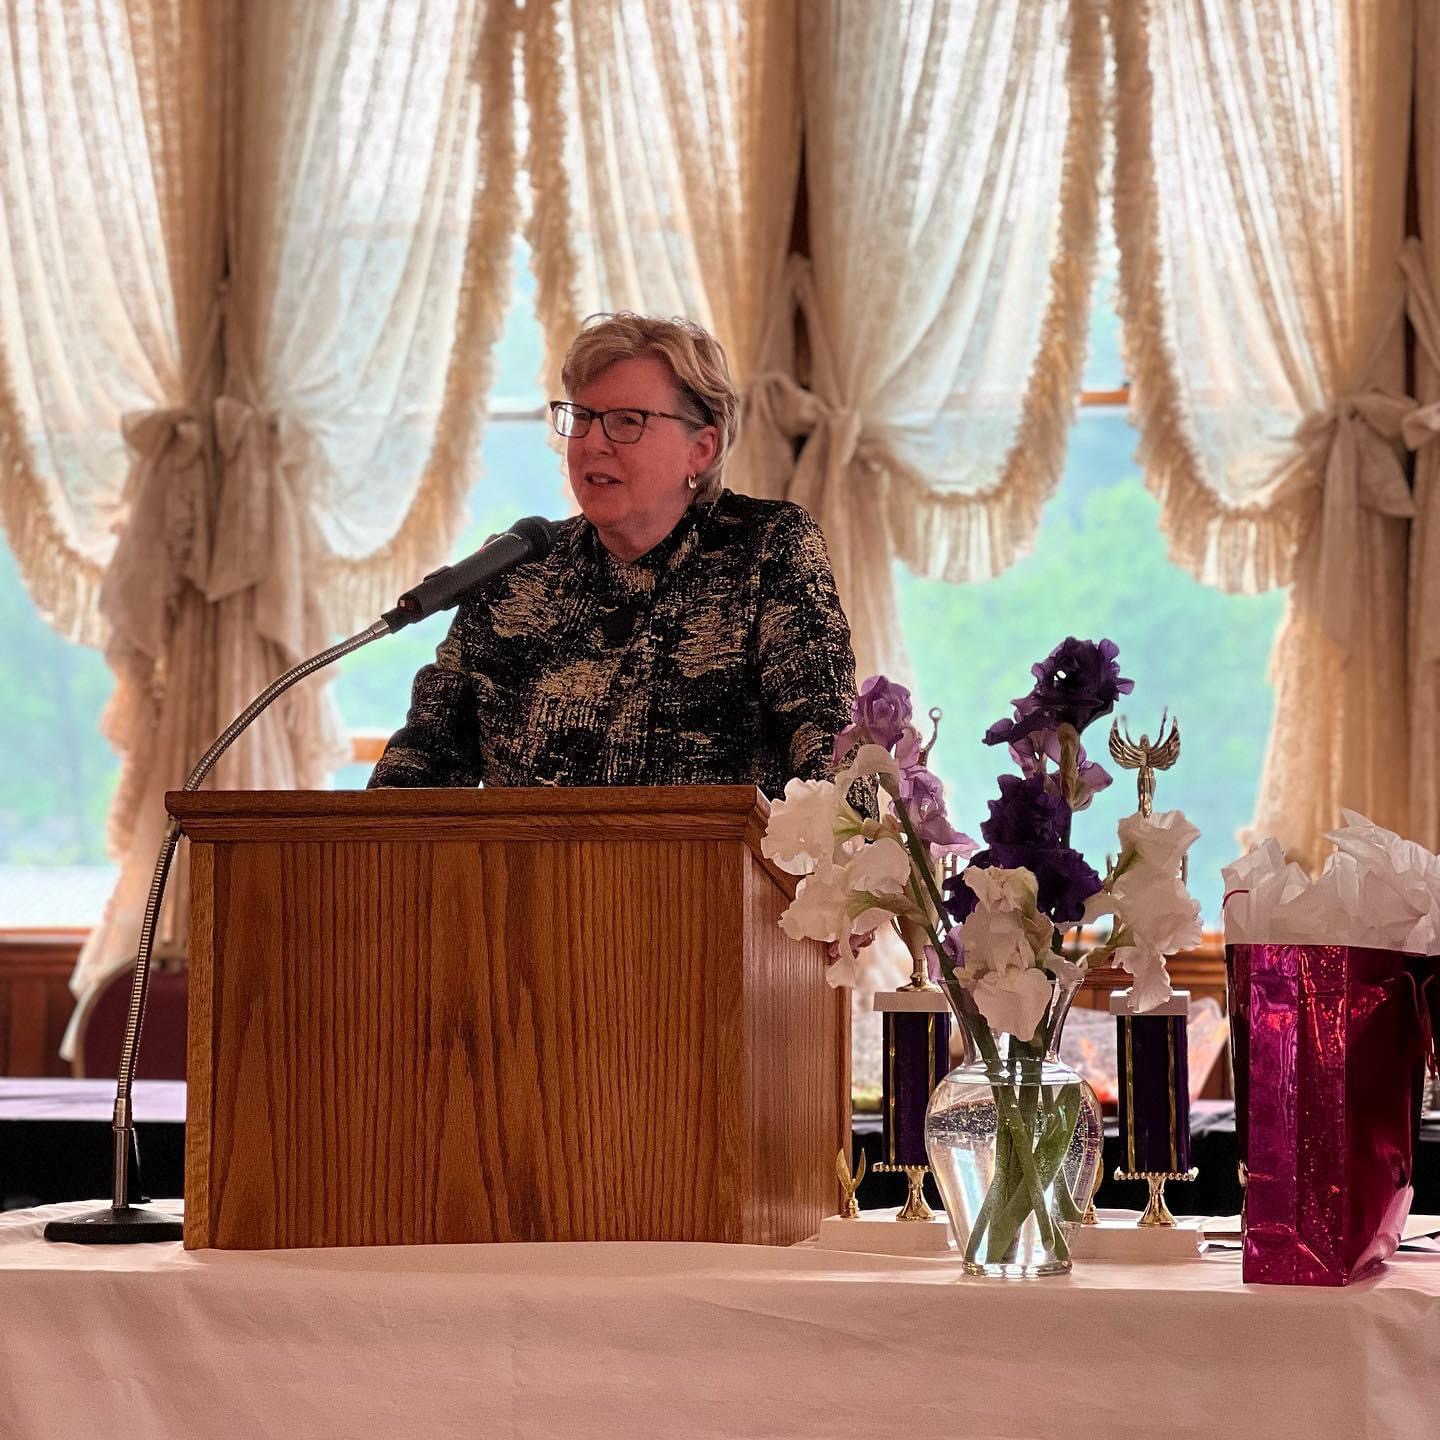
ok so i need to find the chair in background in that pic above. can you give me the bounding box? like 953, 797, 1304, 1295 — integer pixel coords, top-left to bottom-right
1058, 998, 1228, 1109
68, 965, 188, 1080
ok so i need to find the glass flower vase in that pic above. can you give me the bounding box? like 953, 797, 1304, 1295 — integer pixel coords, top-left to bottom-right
924, 987, 1103, 1277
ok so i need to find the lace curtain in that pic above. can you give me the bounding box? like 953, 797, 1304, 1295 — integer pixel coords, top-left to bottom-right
225, 0, 520, 633
518, 0, 1101, 685
0, 0, 516, 1002
520, 0, 802, 494
0, 0, 232, 1002
514, 0, 1102, 1015
1408, 6, 1440, 853
771, 0, 1104, 683
1112, 0, 1415, 868
6, 0, 1437, 1030
0, 0, 223, 647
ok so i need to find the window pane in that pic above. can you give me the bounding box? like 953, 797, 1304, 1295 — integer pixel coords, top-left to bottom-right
328, 418, 567, 760
896, 409, 1283, 924
491, 238, 545, 407
0, 544, 119, 923
1080, 218, 1124, 392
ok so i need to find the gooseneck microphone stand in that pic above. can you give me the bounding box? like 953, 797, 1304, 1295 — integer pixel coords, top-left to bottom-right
44, 517, 556, 1243
42, 621, 391, 1241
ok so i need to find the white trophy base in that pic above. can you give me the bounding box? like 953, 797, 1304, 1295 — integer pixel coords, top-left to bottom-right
812, 1208, 957, 1257
1067, 1208, 1204, 1262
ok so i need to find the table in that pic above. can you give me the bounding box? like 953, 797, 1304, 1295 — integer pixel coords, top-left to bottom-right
3, 1201, 1439, 1439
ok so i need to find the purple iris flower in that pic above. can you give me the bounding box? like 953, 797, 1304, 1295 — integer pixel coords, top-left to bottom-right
980, 773, 1070, 850
1002, 843, 1103, 926
954, 640, 1123, 929
941, 773, 1100, 927
833, 674, 914, 761
942, 845, 1101, 928
1030, 637, 1133, 730
1007, 730, 1113, 810
984, 638, 1134, 746
1007, 734, 1045, 779
985, 694, 1042, 748
906, 768, 977, 853
1068, 749, 1113, 809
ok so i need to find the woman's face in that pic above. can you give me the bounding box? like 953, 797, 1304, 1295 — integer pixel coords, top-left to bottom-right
566, 355, 717, 562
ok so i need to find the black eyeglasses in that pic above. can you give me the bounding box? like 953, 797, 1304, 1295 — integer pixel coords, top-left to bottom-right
549, 401, 697, 444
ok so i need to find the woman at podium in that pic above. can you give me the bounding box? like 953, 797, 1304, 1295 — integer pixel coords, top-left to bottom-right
368, 312, 855, 796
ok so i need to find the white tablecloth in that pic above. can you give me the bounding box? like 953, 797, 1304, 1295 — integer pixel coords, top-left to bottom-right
0, 1078, 186, 1121
4, 1201, 1439, 1440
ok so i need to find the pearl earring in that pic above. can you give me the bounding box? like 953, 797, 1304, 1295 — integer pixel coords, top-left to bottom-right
686, 474, 698, 491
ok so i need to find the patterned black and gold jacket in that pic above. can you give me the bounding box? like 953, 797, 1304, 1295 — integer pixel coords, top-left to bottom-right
367, 490, 856, 797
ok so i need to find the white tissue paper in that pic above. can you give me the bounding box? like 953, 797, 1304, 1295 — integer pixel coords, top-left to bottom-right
1223, 811, 1440, 952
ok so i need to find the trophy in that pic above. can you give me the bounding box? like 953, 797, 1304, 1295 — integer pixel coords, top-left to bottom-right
1110, 710, 1197, 1221
1107, 712, 1181, 819
839, 709, 955, 1240
1110, 987, 1199, 1226
835, 1149, 867, 1219
1070, 711, 1201, 1259
817, 857, 956, 1253
870, 919, 951, 1223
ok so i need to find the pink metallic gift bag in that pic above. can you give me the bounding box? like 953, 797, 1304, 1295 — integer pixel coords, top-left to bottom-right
1225, 943, 1436, 1286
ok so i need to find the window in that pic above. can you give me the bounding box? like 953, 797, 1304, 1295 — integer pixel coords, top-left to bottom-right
0, 253, 567, 925
2, 241, 1284, 930
898, 248, 1284, 924
0, 544, 119, 927
328, 241, 568, 786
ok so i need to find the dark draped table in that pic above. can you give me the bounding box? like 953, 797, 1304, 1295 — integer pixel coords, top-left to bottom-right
5, 1081, 1440, 1220
849, 1099, 1440, 1216
1, 1079, 187, 1209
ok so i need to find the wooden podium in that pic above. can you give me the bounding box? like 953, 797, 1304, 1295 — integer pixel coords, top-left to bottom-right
168, 786, 848, 1251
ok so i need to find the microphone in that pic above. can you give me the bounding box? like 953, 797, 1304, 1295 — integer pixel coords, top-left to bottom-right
382, 515, 558, 631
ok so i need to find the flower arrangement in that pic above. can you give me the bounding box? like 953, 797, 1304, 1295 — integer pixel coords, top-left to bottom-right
762, 639, 1203, 1272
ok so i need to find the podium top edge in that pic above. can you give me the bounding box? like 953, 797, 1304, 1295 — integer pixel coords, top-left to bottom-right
166, 785, 773, 831
165, 786, 798, 897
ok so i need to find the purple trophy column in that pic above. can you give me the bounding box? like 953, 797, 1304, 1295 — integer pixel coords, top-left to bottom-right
1111, 989, 1191, 1174
874, 995, 951, 1167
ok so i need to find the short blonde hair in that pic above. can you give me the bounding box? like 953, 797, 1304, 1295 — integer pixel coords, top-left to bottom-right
561, 312, 739, 502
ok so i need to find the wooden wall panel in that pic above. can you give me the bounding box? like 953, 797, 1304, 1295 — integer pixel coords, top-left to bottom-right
0, 937, 80, 1077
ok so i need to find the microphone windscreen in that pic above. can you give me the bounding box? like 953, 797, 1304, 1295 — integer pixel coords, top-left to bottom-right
510, 515, 559, 559
384, 515, 561, 630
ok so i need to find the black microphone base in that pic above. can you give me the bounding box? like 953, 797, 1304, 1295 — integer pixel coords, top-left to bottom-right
44, 1204, 184, 1244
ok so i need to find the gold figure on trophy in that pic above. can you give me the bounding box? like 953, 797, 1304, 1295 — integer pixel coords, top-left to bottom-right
1108, 713, 1181, 818
835, 1148, 867, 1219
